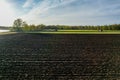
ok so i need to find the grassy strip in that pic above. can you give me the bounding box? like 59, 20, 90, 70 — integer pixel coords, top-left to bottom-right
39, 31, 120, 34
38, 30, 120, 34
6, 30, 120, 34
58, 30, 97, 32
0, 32, 17, 35
103, 30, 120, 32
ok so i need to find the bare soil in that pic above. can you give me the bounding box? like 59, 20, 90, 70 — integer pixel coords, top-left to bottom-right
0, 33, 120, 80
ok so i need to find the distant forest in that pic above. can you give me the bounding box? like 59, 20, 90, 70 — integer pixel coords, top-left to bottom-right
11, 19, 120, 32
0, 26, 10, 30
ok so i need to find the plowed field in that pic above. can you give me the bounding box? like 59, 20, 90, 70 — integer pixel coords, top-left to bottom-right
0, 33, 120, 80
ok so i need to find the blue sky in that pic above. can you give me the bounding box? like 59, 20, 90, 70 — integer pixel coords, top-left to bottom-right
0, 0, 120, 26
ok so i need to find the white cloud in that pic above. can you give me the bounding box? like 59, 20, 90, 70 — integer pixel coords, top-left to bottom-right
21, 0, 77, 25
23, 0, 34, 8
0, 0, 119, 26
0, 0, 17, 26
21, 0, 120, 25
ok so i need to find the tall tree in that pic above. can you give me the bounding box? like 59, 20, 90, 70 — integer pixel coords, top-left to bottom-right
12, 18, 23, 32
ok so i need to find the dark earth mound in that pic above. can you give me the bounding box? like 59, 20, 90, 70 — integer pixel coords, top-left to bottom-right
0, 33, 120, 80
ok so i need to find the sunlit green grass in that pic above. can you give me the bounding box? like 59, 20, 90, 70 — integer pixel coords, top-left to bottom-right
40, 32, 120, 34
39, 30, 120, 34
2, 30, 120, 34
0, 32, 17, 35
58, 30, 97, 32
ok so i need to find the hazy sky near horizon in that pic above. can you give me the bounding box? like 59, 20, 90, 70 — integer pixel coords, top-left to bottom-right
0, 0, 120, 26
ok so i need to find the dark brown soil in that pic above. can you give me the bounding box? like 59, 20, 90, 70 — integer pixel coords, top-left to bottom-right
0, 33, 120, 80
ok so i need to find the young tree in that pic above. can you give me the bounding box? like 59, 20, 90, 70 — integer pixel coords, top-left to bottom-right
11, 18, 23, 32
21, 21, 29, 31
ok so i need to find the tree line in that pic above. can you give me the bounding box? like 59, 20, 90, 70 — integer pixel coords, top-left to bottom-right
0, 26, 10, 30
11, 18, 120, 32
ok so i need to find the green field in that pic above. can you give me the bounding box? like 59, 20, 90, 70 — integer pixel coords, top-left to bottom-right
1, 30, 120, 35
0, 32, 16, 35
58, 30, 97, 32
38, 30, 120, 34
